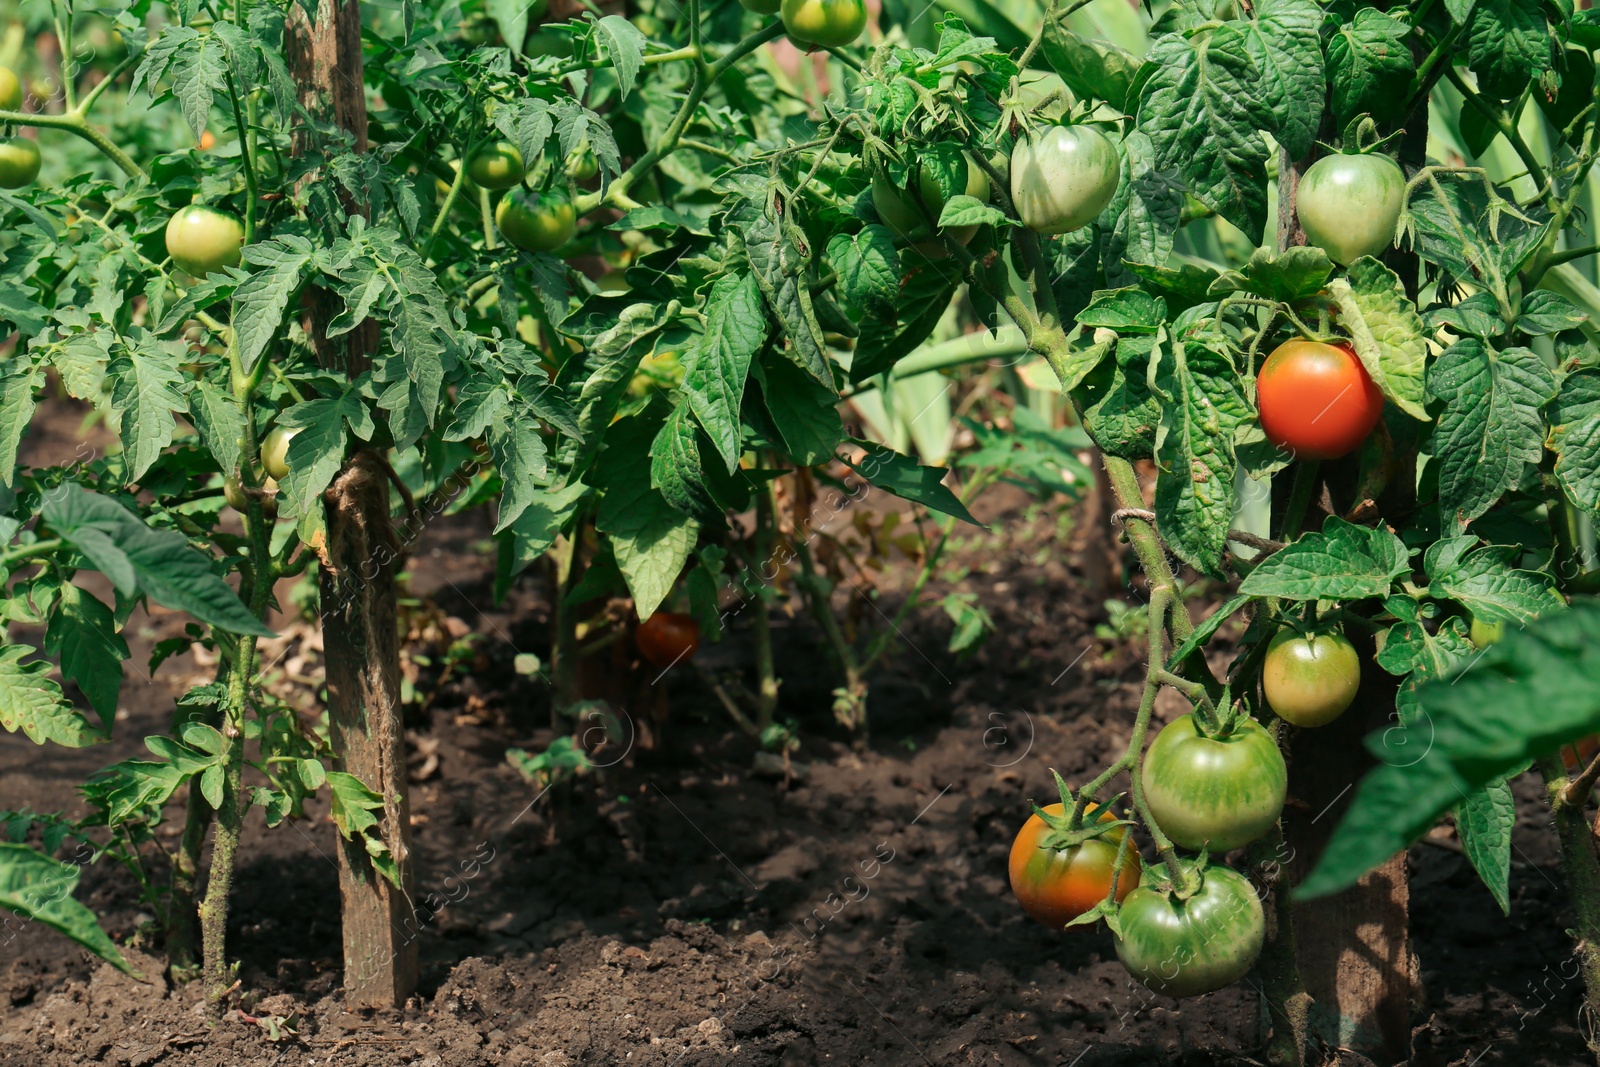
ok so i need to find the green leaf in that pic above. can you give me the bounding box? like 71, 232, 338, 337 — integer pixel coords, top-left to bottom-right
1102, 131, 1186, 281
843, 439, 980, 526
757, 353, 843, 465
1299, 600, 1600, 901
1427, 341, 1555, 528
43, 584, 128, 720
1550, 369, 1600, 520
1042, 16, 1143, 112
325, 770, 401, 888
0, 843, 131, 973
1467, 0, 1550, 99
0, 354, 39, 486
1238, 0, 1325, 159
1455, 775, 1516, 915
1328, 258, 1429, 421
1425, 292, 1504, 339
1078, 287, 1167, 333
1425, 542, 1563, 625
0, 645, 105, 747
595, 412, 699, 618
488, 418, 550, 532
188, 380, 246, 478
828, 226, 900, 315
938, 195, 1008, 229
1137, 25, 1271, 237
234, 237, 314, 373
1326, 9, 1416, 130
593, 15, 647, 98
682, 273, 766, 473
1044, 336, 1111, 394
1407, 176, 1549, 300
851, 262, 964, 381
276, 388, 369, 520
108, 333, 187, 485
1165, 592, 1252, 669
486, 0, 531, 55
1238, 517, 1410, 600
1208, 245, 1334, 303
171, 31, 229, 139
502, 481, 588, 578
1152, 340, 1251, 576
565, 303, 669, 475
741, 208, 835, 393
40, 486, 274, 637
1517, 290, 1588, 336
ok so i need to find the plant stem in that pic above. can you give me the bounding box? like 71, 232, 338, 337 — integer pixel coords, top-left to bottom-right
0, 108, 145, 178
575, 21, 786, 213
75, 53, 138, 116
1283, 460, 1320, 540
223, 71, 259, 244
751, 478, 780, 730
198, 636, 252, 1020
1103, 456, 1195, 640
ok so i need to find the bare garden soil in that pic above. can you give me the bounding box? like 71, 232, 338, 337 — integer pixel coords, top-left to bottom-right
0, 405, 1591, 1066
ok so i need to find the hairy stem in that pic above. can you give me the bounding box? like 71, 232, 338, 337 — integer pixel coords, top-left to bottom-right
1539, 756, 1600, 1063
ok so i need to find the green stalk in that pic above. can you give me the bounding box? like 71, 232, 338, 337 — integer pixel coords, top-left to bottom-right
751, 478, 780, 730
0, 108, 145, 179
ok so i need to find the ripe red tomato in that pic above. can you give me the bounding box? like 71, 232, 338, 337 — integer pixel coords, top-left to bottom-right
1257, 339, 1384, 460
1009, 802, 1140, 929
636, 612, 700, 668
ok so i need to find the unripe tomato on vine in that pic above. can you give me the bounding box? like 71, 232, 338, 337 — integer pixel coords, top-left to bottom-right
165, 205, 245, 277
1009, 802, 1140, 929
467, 140, 525, 190
495, 189, 576, 253
0, 137, 40, 189
1263, 628, 1361, 728
871, 151, 989, 257
1010, 124, 1120, 236
260, 426, 301, 481
1296, 152, 1406, 266
0, 66, 20, 112
1141, 712, 1286, 853
780, 0, 867, 49
1114, 862, 1265, 998
637, 612, 700, 668
1256, 339, 1384, 460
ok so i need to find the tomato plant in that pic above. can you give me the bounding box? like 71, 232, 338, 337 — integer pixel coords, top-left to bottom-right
1263, 628, 1361, 728
1114, 862, 1265, 999
1256, 340, 1385, 461
636, 612, 701, 669
1009, 799, 1140, 930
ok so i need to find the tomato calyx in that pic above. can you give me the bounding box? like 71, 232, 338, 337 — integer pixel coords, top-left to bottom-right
1030, 769, 1135, 851
1128, 851, 1210, 903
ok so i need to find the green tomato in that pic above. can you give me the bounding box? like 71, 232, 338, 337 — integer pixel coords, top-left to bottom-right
1010, 124, 1120, 236
1262, 629, 1361, 728
871, 152, 990, 250
495, 189, 576, 252
1114, 863, 1265, 998
1141, 713, 1286, 853
780, 0, 867, 48
165, 205, 245, 278
260, 426, 301, 481
224, 474, 278, 519
0, 67, 20, 112
740, 0, 782, 13
1469, 615, 1505, 648
0, 137, 40, 189
467, 141, 526, 190
1296, 153, 1405, 266
565, 142, 599, 181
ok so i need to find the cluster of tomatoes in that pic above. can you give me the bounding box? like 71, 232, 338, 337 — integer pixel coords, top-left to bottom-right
1010, 629, 1363, 998
467, 141, 580, 254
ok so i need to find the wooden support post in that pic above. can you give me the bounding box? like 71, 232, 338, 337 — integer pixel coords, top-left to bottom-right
287, 0, 419, 1008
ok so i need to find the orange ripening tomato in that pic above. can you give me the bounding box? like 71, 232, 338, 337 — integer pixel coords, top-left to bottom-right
1563, 735, 1600, 776
1257, 339, 1385, 460
1009, 802, 1139, 929
636, 612, 700, 669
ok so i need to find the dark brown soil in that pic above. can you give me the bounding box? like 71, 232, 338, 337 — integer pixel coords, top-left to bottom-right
0, 402, 1591, 1066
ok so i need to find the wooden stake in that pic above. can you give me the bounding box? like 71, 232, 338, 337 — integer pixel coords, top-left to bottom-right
286, 0, 418, 1008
